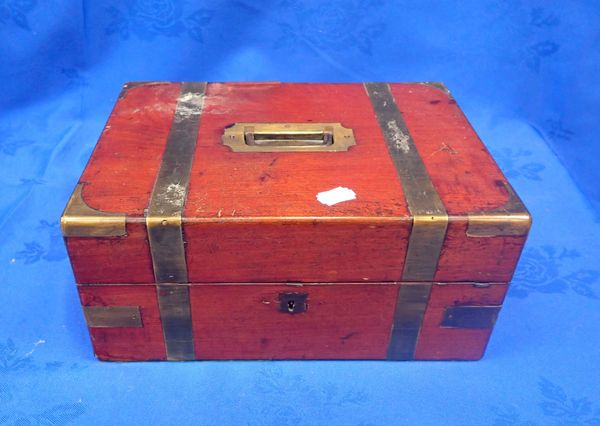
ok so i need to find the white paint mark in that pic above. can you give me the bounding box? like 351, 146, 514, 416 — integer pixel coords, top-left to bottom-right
386, 120, 410, 153
316, 187, 357, 206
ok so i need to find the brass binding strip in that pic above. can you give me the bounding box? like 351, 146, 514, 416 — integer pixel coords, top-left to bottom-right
364, 83, 448, 281
387, 284, 431, 360
147, 81, 207, 361
441, 305, 501, 329
84, 306, 142, 328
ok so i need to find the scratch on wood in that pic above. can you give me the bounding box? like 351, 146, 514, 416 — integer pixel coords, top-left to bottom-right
428, 143, 459, 158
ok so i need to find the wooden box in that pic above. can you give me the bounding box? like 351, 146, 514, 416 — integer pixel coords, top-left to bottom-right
61, 82, 530, 361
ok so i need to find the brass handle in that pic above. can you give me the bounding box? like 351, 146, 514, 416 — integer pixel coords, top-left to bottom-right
222, 123, 356, 152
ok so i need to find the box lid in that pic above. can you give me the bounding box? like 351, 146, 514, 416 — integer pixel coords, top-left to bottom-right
62, 82, 530, 284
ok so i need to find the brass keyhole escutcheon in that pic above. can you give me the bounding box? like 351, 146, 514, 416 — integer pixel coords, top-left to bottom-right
279, 292, 308, 314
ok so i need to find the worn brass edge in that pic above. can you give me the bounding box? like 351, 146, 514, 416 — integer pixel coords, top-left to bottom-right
467, 182, 531, 237
84, 305, 142, 328
420, 82, 454, 100
222, 122, 356, 152
60, 183, 127, 238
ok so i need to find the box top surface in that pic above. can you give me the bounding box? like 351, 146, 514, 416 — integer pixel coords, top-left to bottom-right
62, 82, 530, 285
77, 82, 515, 219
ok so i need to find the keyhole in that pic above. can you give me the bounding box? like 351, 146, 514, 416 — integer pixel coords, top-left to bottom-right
287, 300, 296, 312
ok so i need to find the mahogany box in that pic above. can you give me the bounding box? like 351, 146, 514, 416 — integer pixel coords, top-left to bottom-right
61, 82, 531, 361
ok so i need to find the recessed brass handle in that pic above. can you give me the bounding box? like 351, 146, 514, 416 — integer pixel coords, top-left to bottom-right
222, 123, 356, 152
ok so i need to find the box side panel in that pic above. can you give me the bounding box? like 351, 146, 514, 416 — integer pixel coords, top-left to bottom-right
78, 285, 166, 361
414, 283, 508, 360
67, 223, 155, 284
188, 284, 398, 360
184, 221, 410, 283
435, 219, 528, 282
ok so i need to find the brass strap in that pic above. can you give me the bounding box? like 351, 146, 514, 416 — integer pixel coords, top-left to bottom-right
156, 285, 196, 360
365, 83, 448, 281
147, 82, 206, 360
387, 284, 431, 360
147, 82, 206, 283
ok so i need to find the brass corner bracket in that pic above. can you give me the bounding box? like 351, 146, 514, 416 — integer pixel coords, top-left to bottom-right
467, 182, 531, 237
61, 183, 127, 238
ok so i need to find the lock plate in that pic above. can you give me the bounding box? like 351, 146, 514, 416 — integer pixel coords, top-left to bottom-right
278, 292, 308, 314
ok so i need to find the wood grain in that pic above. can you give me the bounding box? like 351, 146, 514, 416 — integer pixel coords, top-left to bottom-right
189, 283, 398, 360
78, 284, 166, 361
414, 283, 508, 360
81, 82, 180, 214
77, 282, 508, 361
390, 83, 510, 214
435, 218, 527, 282
67, 222, 155, 284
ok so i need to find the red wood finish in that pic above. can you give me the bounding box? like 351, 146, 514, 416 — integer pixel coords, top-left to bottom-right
188, 283, 398, 360
186, 83, 409, 218
184, 82, 410, 282
78, 285, 166, 361
67, 223, 155, 284
77, 282, 507, 361
184, 221, 409, 283
81, 82, 180, 214
65, 82, 526, 285
390, 84, 526, 282
390, 84, 509, 214
414, 283, 508, 360
435, 220, 527, 282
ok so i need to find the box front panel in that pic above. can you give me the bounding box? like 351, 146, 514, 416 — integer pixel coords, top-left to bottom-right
77, 282, 507, 361
188, 284, 398, 360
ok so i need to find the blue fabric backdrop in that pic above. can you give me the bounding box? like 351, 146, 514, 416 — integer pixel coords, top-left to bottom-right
1, 1, 600, 425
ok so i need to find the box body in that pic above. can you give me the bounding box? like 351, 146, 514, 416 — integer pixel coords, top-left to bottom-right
62, 82, 530, 361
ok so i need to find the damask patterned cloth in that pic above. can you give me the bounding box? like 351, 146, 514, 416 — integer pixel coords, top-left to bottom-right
1, 1, 599, 425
